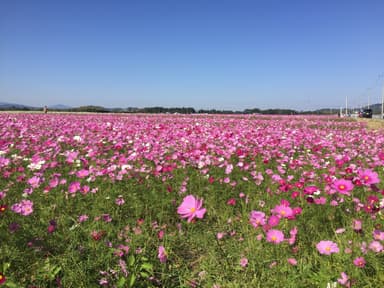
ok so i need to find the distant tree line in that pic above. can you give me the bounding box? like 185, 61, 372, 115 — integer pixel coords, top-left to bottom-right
1, 103, 382, 115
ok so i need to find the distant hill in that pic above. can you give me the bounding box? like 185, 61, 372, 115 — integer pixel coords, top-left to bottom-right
0, 102, 37, 110
48, 104, 72, 110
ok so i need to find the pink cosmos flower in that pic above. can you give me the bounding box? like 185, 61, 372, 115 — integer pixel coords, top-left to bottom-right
78, 214, 89, 222
288, 226, 298, 245
266, 229, 285, 244
115, 196, 125, 206
316, 240, 339, 255
272, 204, 293, 218
287, 258, 297, 266
353, 257, 366, 267
249, 211, 266, 228
158, 245, 167, 263
239, 257, 248, 267
332, 179, 354, 195
27, 176, 41, 188
267, 215, 280, 227
216, 232, 226, 240
373, 229, 384, 241
68, 181, 81, 193
76, 169, 90, 178
177, 195, 206, 222
358, 169, 380, 186
368, 240, 383, 253
11, 199, 34, 216
337, 272, 349, 286
352, 219, 362, 231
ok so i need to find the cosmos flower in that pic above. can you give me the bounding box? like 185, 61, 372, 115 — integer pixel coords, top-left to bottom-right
249, 211, 266, 228
239, 257, 248, 267
0, 272, 6, 285
177, 195, 206, 222
353, 257, 366, 268
358, 169, 380, 186
11, 199, 34, 216
287, 258, 297, 266
158, 245, 167, 263
337, 272, 349, 286
332, 179, 354, 195
272, 204, 293, 218
316, 240, 339, 255
266, 229, 285, 244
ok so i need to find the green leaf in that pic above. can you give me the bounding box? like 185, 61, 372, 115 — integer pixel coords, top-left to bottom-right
128, 274, 136, 288
117, 277, 126, 288
128, 255, 135, 267
5, 281, 19, 288
141, 262, 153, 272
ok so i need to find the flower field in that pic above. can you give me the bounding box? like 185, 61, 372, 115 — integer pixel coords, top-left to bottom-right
0, 113, 383, 287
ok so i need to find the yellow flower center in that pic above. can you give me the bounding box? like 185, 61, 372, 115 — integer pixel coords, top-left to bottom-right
271, 236, 277, 241
190, 207, 196, 213
325, 246, 331, 251
0, 275, 3, 280
339, 185, 345, 190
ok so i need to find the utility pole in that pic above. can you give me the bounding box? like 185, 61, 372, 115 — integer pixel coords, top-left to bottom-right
382, 80, 384, 119
345, 96, 348, 116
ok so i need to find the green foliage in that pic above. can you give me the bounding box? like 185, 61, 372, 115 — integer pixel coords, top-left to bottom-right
1, 149, 383, 287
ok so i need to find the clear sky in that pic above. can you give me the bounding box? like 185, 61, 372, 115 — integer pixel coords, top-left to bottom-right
1, 0, 384, 111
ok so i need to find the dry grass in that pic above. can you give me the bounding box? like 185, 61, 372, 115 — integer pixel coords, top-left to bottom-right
357, 118, 384, 130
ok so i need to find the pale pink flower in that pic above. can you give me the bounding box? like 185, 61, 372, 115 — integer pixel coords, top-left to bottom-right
239, 257, 248, 267
216, 232, 226, 240
272, 204, 293, 218
266, 229, 284, 244
115, 196, 125, 206
287, 258, 297, 266
373, 229, 384, 241
28, 176, 41, 188
249, 211, 266, 228
316, 240, 339, 255
335, 228, 346, 234
11, 199, 34, 216
368, 240, 383, 253
337, 272, 349, 286
352, 219, 362, 231
76, 169, 89, 178
288, 226, 298, 245
177, 195, 206, 222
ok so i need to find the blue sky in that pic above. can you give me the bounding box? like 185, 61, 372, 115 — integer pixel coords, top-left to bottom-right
1, 0, 384, 111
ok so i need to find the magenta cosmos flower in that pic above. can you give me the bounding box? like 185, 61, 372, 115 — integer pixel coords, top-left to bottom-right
266, 229, 285, 244
316, 240, 339, 255
358, 169, 380, 186
332, 179, 354, 195
177, 195, 206, 222
158, 245, 167, 263
353, 256, 366, 267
